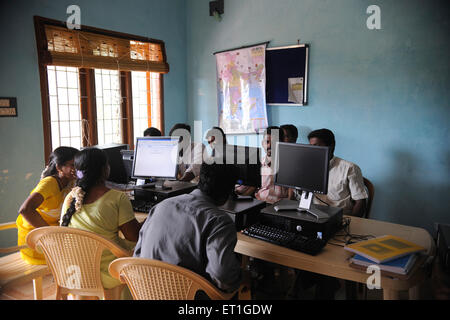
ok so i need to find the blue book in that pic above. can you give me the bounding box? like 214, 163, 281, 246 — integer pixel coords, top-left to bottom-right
351, 253, 417, 275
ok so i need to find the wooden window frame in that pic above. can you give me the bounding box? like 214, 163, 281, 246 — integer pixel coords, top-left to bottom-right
34, 16, 166, 162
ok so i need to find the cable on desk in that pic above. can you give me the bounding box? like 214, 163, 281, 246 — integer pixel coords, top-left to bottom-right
331, 217, 375, 246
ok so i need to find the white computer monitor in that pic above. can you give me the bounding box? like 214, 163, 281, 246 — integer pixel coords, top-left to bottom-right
131, 137, 180, 180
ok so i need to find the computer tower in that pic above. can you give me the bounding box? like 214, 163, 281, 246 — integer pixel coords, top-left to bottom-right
259, 200, 343, 241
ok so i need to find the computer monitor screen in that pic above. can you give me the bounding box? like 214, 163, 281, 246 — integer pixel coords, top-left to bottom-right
90, 143, 129, 184
225, 145, 261, 188
132, 137, 180, 180
274, 142, 329, 194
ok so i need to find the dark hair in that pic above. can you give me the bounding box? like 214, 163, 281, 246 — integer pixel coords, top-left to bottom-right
205, 126, 226, 142
280, 124, 298, 142
60, 148, 108, 227
41, 146, 79, 178
198, 163, 237, 202
264, 126, 285, 143
143, 127, 162, 137
169, 123, 191, 136
307, 128, 335, 147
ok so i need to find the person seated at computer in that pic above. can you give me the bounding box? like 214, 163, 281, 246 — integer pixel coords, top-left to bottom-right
204, 126, 227, 162
236, 126, 290, 203
60, 148, 141, 296
143, 127, 162, 137
307, 128, 368, 217
280, 124, 298, 143
169, 123, 204, 183
17, 146, 78, 265
134, 163, 242, 294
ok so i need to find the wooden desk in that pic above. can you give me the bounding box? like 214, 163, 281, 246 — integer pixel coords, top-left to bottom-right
234, 216, 435, 300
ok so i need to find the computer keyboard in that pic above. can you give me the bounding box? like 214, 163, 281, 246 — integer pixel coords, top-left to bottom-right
131, 199, 155, 213
242, 223, 326, 255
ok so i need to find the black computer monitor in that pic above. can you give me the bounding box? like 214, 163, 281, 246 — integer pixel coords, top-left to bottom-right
131, 136, 180, 186
224, 144, 261, 188
120, 149, 134, 181
274, 142, 330, 218
90, 143, 129, 184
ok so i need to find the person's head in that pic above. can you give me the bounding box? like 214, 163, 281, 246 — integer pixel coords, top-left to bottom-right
169, 123, 191, 147
143, 127, 162, 137
169, 123, 191, 136
261, 126, 285, 157
280, 124, 298, 143
41, 146, 79, 180
60, 148, 109, 227
198, 163, 238, 206
205, 126, 226, 147
307, 128, 335, 159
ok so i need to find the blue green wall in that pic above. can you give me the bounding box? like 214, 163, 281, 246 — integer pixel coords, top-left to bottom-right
0, 0, 448, 248
0, 0, 187, 246
186, 0, 450, 233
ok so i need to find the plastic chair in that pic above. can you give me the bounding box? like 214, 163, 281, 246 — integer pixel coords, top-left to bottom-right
0, 221, 51, 299
109, 257, 249, 300
363, 178, 375, 219
26, 226, 131, 300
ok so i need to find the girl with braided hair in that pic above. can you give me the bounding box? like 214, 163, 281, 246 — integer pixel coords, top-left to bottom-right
60, 147, 141, 292
17, 146, 79, 265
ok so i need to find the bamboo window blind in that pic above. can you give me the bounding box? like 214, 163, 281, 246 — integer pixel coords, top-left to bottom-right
40, 24, 169, 73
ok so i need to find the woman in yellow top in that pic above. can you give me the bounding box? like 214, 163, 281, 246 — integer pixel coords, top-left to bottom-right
60, 147, 141, 292
17, 146, 79, 265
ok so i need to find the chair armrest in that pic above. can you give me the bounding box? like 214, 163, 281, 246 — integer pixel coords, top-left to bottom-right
0, 221, 17, 231
0, 221, 26, 253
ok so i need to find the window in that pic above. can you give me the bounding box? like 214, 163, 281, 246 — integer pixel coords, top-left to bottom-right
95, 69, 122, 145
131, 71, 161, 142
34, 16, 168, 161
47, 66, 83, 149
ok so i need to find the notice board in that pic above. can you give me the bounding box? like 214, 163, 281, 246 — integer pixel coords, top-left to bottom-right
266, 44, 309, 106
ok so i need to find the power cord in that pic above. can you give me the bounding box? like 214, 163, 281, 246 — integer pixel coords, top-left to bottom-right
328, 217, 375, 247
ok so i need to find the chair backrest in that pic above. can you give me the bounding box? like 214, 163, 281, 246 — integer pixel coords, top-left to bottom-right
109, 257, 235, 300
363, 177, 375, 219
26, 226, 130, 299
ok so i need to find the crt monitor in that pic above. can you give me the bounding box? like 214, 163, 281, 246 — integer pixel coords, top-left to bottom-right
131, 136, 180, 183
89, 143, 129, 184
274, 142, 330, 218
224, 144, 261, 188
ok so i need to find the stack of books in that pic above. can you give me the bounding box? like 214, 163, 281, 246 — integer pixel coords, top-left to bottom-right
344, 235, 426, 279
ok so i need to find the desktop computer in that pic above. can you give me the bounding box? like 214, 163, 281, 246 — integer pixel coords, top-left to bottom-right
224, 144, 261, 197
89, 143, 129, 184
131, 136, 196, 202
259, 200, 342, 241
243, 142, 343, 254
271, 142, 343, 240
